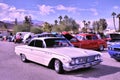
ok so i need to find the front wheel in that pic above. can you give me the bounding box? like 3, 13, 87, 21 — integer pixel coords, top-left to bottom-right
54, 59, 64, 74
20, 54, 27, 62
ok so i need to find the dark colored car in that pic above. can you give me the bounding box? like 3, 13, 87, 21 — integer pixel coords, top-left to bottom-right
108, 44, 120, 61
0, 33, 3, 41
107, 33, 120, 47
33, 32, 64, 38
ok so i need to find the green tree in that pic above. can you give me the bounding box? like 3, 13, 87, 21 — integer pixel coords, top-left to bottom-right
15, 18, 18, 25
23, 16, 32, 32
64, 15, 68, 24
98, 19, 107, 33
82, 20, 90, 33
81, 27, 87, 33
83, 20, 86, 27
62, 17, 79, 33
92, 21, 99, 33
92, 19, 107, 33
92, 19, 107, 38
42, 22, 53, 32
53, 15, 79, 33
54, 20, 58, 25
58, 15, 62, 24
31, 27, 43, 34
3, 22, 7, 30
112, 12, 117, 31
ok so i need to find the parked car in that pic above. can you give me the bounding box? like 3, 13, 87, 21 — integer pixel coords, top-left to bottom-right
32, 32, 64, 38
15, 37, 102, 74
14, 32, 33, 43
0, 33, 3, 41
22, 32, 34, 44
107, 32, 120, 47
62, 33, 107, 51
108, 44, 120, 61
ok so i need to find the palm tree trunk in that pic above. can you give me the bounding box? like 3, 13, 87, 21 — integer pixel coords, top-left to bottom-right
119, 17, 120, 31
113, 16, 117, 31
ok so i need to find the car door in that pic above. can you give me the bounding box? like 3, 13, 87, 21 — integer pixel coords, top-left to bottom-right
25, 40, 36, 60
31, 40, 45, 64
83, 35, 93, 49
72, 35, 90, 49
91, 35, 99, 49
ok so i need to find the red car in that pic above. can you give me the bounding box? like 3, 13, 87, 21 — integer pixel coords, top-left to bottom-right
62, 33, 107, 51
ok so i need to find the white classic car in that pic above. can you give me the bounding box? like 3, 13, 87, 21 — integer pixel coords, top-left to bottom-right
15, 37, 102, 74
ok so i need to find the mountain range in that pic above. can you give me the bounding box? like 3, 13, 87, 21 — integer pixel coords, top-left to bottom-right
0, 20, 44, 29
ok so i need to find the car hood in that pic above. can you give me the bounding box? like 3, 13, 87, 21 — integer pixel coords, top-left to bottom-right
109, 44, 120, 48
47, 47, 101, 58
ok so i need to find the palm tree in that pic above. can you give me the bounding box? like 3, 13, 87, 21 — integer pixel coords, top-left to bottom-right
54, 20, 58, 25
64, 15, 68, 20
112, 12, 117, 31
58, 16, 62, 24
88, 21, 91, 28
15, 18, 18, 25
82, 20, 86, 27
64, 15, 68, 25
117, 14, 120, 31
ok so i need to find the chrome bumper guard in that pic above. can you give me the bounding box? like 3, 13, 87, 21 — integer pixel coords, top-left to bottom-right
63, 60, 102, 71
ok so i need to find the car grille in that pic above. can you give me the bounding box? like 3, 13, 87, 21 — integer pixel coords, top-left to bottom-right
87, 56, 95, 62
77, 56, 96, 64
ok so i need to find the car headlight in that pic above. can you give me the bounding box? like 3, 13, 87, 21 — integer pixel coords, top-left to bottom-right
108, 47, 115, 50
75, 59, 79, 64
95, 55, 101, 60
70, 59, 76, 65
70, 58, 80, 65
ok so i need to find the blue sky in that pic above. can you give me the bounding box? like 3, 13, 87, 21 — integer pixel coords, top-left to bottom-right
0, 0, 120, 29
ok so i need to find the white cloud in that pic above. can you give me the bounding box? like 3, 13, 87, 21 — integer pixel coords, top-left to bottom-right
113, 6, 119, 9
0, 3, 35, 21
0, 3, 99, 22
0, 3, 9, 10
78, 8, 98, 16
56, 5, 77, 13
89, 8, 98, 16
37, 5, 55, 15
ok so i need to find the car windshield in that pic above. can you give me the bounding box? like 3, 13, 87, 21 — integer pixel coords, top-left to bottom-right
45, 38, 72, 48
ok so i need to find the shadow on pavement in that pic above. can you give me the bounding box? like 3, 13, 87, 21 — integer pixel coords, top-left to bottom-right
64, 64, 120, 78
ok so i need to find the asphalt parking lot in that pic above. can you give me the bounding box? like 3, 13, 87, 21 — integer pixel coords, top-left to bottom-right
0, 41, 120, 80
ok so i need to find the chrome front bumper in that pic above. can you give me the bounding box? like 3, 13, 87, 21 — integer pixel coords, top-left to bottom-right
63, 60, 102, 71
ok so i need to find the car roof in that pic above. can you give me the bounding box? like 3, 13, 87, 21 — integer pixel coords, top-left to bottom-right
77, 33, 96, 36
31, 37, 66, 41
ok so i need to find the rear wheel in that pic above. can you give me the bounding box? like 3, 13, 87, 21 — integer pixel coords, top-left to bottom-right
54, 59, 64, 74
20, 54, 27, 62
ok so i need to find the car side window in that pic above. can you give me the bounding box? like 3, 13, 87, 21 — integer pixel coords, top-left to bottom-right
92, 35, 98, 40
76, 36, 85, 40
29, 40, 35, 46
86, 35, 92, 40
35, 40, 44, 48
